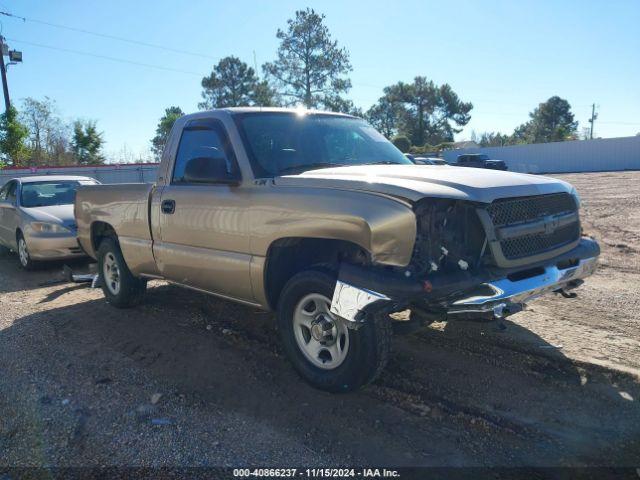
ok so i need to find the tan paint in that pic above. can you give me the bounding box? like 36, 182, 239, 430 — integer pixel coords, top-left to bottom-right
75, 109, 420, 308
76, 183, 160, 276
75, 107, 578, 311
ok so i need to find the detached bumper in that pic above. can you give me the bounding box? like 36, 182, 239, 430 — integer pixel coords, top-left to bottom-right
331, 238, 600, 324
447, 255, 597, 317
25, 232, 86, 260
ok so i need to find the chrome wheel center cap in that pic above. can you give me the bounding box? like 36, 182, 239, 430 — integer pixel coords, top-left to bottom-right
311, 315, 335, 344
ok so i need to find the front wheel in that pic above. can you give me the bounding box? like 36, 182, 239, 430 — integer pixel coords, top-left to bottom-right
97, 237, 146, 308
277, 270, 391, 393
17, 232, 37, 270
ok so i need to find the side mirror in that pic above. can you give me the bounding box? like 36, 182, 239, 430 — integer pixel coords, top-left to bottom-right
183, 156, 239, 185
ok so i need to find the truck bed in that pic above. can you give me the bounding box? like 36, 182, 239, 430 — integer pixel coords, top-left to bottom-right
75, 183, 157, 275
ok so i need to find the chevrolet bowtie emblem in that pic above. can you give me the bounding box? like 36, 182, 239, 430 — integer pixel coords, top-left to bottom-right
543, 215, 560, 235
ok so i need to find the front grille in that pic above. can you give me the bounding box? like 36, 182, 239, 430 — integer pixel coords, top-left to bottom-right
484, 192, 580, 262
501, 222, 580, 260
488, 193, 577, 227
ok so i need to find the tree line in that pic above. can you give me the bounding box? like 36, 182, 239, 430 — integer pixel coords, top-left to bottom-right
0, 8, 581, 167
152, 8, 580, 159
0, 97, 105, 168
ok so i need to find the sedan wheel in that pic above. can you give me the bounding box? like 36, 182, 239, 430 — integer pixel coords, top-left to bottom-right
16, 234, 35, 270
18, 238, 29, 267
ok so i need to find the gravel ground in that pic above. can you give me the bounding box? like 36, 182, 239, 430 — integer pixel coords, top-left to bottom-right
0, 171, 639, 468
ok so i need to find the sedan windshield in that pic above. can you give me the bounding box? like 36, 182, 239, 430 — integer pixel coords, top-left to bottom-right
20, 181, 94, 208
236, 113, 412, 177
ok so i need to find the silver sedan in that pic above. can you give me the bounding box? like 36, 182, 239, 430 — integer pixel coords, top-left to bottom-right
0, 175, 99, 269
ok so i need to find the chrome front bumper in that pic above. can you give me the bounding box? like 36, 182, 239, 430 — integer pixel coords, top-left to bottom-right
447, 255, 598, 317
331, 240, 599, 325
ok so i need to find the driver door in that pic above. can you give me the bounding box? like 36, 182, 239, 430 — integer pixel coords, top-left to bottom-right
153, 118, 254, 302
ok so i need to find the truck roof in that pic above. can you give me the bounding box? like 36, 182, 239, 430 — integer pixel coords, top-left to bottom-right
199, 107, 357, 118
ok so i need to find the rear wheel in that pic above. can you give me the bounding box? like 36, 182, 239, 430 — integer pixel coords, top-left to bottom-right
277, 270, 391, 392
97, 237, 146, 308
17, 232, 37, 270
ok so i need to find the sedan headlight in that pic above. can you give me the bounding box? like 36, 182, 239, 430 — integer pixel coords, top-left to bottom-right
31, 222, 71, 234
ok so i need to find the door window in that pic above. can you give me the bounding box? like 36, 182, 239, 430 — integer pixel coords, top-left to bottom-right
0, 183, 9, 201
172, 121, 238, 184
2, 181, 17, 203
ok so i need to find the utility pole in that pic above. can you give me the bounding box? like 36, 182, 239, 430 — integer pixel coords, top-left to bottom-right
0, 36, 10, 112
588, 103, 598, 140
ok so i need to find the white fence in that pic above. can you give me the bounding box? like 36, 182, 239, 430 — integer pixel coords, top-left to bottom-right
441, 135, 640, 173
3, 135, 639, 184
0, 163, 160, 187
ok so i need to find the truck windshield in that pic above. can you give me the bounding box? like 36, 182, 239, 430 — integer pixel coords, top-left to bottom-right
20, 181, 95, 208
236, 113, 412, 177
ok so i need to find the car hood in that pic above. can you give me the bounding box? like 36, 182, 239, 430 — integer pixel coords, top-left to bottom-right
21, 204, 76, 228
274, 164, 572, 204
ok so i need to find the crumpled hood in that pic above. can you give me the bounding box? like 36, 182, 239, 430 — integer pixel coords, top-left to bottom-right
274, 165, 573, 203
22, 204, 77, 229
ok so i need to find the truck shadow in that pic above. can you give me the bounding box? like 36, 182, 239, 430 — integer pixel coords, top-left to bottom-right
3, 282, 639, 466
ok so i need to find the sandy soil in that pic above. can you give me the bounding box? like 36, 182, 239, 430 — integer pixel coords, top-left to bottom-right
0, 171, 639, 468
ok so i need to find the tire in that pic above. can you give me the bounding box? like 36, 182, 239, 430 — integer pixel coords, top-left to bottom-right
277, 270, 392, 393
16, 232, 37, 270
97, 237, 146, 308
0, 244, 10, 256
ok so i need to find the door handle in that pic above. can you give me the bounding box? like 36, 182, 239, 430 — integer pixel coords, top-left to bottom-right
161, 199, 176, 214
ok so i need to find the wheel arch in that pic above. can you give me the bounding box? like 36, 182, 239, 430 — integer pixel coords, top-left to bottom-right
90, 221, 118, 252
262, 236, 370, 310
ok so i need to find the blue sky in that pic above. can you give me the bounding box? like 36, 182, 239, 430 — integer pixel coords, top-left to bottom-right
2, 0, 639, 159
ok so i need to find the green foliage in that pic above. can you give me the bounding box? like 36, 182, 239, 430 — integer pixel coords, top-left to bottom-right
408, 144, 433, 155
513, 96, 578, 144
151, 106, 184, 161
20, 97, 76, 166
263, 8, 353, 110
0, 106, 30, 167
72, 120, 104, 165
199, 56, 277, 109
478, 131, 511, 147
381, 77, 472, 146
365, 97, 405, 138
408, 142, 453, 154
392, 135, 411, 153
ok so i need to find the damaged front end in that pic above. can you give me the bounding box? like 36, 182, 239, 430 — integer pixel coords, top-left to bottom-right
330, 195, 600, 327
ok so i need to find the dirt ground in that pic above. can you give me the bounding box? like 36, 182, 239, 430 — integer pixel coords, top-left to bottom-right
1, 171, 639, 468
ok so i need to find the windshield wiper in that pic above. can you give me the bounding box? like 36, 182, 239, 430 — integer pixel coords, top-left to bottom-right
365, 160, 402, 165
278, 162, 348, 175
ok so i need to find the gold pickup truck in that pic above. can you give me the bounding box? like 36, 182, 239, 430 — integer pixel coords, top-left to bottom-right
75, 108, 599, 392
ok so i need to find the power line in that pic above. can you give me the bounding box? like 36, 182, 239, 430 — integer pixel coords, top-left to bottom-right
0, 10, 219, 61
598, 121, 640, 126
7, 38, 204, 76
0, 11, 602, 113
